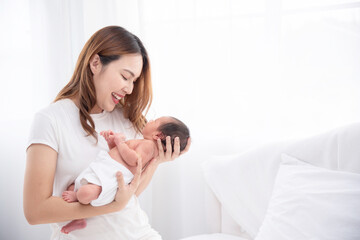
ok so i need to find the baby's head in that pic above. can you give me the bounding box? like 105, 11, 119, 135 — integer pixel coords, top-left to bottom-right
142, 116, 190, 153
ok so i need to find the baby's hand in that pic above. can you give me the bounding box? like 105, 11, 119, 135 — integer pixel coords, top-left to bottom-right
113, 133, 126, 146
100, 130, 114, 140
100, 130, 116, 149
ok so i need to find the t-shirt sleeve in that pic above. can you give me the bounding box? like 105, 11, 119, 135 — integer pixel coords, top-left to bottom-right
27, 112, 59, 152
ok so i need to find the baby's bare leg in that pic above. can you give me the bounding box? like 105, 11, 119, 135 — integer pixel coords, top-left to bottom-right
61, 219, 87, 234
76, 184, 102, 204
67, 183, 75, 191
62, 183, 101, 204
60, 183, 100, 234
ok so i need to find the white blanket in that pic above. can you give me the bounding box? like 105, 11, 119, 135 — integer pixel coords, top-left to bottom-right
74, 150, 133, 206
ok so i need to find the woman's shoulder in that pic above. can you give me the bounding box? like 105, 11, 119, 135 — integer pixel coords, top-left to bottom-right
35, 98, 77, 119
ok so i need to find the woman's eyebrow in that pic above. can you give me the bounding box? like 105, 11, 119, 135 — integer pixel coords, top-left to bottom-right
123, 69, 135, 77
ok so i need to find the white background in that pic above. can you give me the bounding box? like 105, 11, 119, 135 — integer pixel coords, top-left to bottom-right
1, 0, 360, 239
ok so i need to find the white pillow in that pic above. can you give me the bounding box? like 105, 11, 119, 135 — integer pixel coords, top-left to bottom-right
203, 122, 360, 238
255, 154, 360, 240
202, 143, 291, 238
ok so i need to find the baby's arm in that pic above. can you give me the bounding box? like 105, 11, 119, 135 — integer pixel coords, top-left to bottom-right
100, 130, 124, 150
115, 138, 156, 168
131, 142, 156, 167
114, 135, 139, 167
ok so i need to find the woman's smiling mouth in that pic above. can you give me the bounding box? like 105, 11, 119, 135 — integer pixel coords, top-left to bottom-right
112, 92, 124, 104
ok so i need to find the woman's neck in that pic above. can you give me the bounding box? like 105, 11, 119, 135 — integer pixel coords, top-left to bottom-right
70, 97, 103, 114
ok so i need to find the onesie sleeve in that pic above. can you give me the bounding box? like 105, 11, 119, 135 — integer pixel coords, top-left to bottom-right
27, 112, 59, 152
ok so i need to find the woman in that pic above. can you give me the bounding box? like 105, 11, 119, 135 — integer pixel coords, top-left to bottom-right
24, 26, 188, 239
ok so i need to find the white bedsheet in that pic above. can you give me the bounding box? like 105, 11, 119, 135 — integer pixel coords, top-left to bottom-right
180, 233, 247, 240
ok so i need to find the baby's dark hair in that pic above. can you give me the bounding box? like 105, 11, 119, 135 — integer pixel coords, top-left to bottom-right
158, 117, 190, 153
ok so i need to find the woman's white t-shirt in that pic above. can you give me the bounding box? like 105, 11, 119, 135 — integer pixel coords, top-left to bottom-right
27, 99, 158, 240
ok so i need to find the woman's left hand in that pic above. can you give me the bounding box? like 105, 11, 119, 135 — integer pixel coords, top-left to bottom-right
156, 136, 192, 164
134, 136, 191, 196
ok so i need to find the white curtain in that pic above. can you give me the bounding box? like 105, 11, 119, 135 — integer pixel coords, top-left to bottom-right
1, 0, 359, 239
140, 2, 360, 238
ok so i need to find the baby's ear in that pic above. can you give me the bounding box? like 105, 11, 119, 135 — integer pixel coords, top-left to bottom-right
152, 132, 165, 140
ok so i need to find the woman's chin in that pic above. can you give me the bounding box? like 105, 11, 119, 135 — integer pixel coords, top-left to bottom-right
106, 105, 116, 112
100, 102, 115, 113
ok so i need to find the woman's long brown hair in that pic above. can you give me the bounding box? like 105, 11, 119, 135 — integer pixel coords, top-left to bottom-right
55, 26, 152, 140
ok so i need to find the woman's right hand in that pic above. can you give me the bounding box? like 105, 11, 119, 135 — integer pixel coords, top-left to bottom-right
113, 155, 142, 209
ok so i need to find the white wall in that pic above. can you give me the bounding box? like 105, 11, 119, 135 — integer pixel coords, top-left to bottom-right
1, 0, 360, 239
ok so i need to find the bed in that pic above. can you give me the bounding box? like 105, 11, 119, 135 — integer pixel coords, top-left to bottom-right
180, 122, 360, 240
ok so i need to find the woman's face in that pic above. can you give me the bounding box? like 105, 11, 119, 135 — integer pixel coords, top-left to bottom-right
90, 54, 143, 113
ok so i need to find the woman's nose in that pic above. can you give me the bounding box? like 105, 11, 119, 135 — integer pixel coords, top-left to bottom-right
123, 82, 134, 95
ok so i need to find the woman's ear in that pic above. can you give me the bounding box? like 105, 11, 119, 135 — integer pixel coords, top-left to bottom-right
89, 54, 102, 75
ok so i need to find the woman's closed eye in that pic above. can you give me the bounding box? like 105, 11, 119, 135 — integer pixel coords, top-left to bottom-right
121, 74, 128, 81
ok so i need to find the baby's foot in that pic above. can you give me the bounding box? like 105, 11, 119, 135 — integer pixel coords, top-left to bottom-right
62, 191, 77, 202
61, 219, 87, 234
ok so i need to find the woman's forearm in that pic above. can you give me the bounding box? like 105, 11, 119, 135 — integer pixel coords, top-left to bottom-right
135, 160, 160, 196
134, 137, 186, 196
24, 144, 127, 225
24, 196, 124, 225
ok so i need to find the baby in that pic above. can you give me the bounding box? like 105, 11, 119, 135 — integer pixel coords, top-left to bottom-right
61, 116, 190, 234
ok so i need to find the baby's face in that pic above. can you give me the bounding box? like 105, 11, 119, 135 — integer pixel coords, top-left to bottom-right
142, 116, 172, 140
